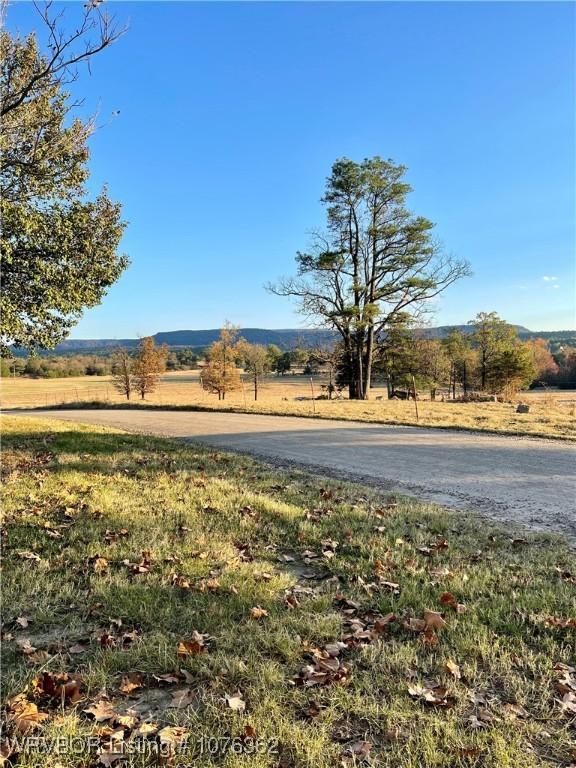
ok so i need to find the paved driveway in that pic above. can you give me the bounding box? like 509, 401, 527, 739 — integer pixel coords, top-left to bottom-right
11, 409, 576, 540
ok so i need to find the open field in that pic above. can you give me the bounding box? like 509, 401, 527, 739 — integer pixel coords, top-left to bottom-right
1, 415, 575, 768
2, 373, 576, 440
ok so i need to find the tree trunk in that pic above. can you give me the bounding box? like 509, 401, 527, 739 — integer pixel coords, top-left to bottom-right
254, 374, 258, 401
364, 326, 374, 400
386, 377, 392, 399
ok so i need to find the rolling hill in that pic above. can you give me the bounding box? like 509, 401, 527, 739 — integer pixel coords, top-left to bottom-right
11, 326, 575, 356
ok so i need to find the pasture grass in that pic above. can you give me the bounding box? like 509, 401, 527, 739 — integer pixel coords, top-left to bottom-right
2, 373, 575, 440
1, 415, 575, 767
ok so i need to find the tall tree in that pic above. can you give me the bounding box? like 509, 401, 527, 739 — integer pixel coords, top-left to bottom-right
132, 337, 168, 400
1, 3, 127, 351
270, 157, 470, 399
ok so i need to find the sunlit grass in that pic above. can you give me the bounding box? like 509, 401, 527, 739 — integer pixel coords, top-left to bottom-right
2, 373, 575, 440
1, 415, 574, 767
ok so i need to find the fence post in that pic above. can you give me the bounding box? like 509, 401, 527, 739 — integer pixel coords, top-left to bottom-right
310, 377, 316, 414
411, 375, 419, 422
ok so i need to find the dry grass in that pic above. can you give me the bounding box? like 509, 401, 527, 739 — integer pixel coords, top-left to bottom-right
1, 415, 575, 768
2, 372, 575, 440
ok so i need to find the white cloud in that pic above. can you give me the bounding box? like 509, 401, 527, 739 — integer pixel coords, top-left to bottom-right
542, 275, 558, 281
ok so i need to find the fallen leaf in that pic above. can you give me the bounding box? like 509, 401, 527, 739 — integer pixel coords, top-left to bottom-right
176, 631, 208, 658
89, 556, 109, 574
225, 694, 246, 712
423, 610, 447, 632
16, 638, 37, 655
152, 672, 181, 684
68, 641, 90, 655
119, 672, 143, 695
16, 551, 41, 562
168, 688, 195, 708
440, 591, 467, 613
135, 722, 158, 737
83, 700, 117, 723
250, 606, 268, 620
32, 671, 83, 703
6, 695, 49, 733
444, 660, 461, 680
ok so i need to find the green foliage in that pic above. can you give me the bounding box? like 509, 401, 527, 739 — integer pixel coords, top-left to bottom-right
469, 313, 535, 395
271, 157, 470, 399
275, 351, 292, 375
166, 348, 199, 370
0, 25, 127, 351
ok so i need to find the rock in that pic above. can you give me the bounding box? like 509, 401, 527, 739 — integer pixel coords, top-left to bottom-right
516, 404, 530, 413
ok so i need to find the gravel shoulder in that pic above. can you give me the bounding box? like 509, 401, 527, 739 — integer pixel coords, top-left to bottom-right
8, 408, 576, 541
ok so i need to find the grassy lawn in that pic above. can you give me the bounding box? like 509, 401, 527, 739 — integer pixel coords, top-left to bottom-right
1, 415, 575, 768
2, 374, 576, 441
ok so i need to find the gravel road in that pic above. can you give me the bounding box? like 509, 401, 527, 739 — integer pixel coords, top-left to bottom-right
11, 409, 576, 541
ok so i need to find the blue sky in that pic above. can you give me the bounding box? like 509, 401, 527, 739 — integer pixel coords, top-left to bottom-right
9, 1, 575, 336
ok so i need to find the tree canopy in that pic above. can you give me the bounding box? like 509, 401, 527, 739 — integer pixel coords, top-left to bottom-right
1, 4, 127, 351
270, 157, 470, 399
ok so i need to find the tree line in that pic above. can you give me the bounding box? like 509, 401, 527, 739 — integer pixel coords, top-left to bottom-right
1, 348, 199, 379
197, 316, 576, 403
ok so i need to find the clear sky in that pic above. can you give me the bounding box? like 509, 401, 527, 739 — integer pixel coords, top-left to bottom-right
8, 1, 576, 337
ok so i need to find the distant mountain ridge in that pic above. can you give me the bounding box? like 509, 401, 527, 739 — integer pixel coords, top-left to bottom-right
15, 325, 574, 355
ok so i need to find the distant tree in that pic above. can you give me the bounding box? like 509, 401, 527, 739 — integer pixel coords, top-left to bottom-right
176, 348, 198, 368
266, 344, 283, 374
270, 157, 470, 399
414, 338, 450, 400
111, 348, 133, 400
276, 352, 292, 376
23, 356, 44, 378
0, 358, 13, 378
487, 343, 534, 397
238, 342, 270, 401
289, 348, 309, 371
200, 322, 242, 400
372, 316, 418, 398
556, 350, 576, 389
1, 3, 127, 351
443, 329, 476, 397
308, 345, 340, 398
132, 337, 168, 400
525, 338, 559, 384
469, 312, 517, 391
